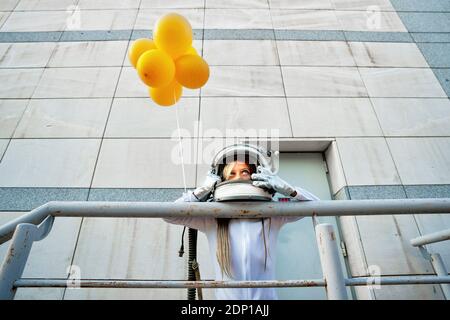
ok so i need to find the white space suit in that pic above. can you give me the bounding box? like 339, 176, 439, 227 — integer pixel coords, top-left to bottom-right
164, 186, 320, 300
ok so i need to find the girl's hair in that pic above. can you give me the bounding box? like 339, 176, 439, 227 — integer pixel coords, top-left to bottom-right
216, 161, 270, 278
216, 218, 233, 277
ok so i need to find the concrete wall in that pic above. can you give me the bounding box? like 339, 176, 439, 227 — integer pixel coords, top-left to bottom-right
0, 0, 449, 299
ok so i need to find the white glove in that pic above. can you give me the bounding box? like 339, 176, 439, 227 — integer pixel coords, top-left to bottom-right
251, 166, 296, 197
193, 169, 221, 200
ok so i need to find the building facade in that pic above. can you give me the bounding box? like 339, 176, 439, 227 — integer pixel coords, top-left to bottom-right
0, 0, 449, 299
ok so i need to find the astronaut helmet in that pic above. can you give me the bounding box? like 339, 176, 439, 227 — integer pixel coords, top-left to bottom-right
210, 143, 279, 201
211, 143, 278, 179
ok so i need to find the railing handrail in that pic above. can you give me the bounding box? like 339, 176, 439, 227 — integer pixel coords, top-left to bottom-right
12, 276, 450, 289
1, 198, 450, 300
1, 198, 450, 245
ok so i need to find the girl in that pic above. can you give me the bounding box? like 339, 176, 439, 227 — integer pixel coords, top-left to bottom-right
163, 160, 320, 299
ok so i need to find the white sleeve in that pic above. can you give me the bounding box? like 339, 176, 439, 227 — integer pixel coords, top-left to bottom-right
291, 186, 321, 201
162, 190, 213, 232
278, 186, 320, 225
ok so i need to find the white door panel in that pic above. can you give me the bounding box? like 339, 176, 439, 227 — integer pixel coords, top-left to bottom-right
275, 153, 351, 299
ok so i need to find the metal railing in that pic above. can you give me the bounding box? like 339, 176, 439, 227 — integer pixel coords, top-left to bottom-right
1, 199, 450, 300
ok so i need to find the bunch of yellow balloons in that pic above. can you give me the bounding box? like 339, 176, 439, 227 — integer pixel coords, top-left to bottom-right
128, 13, 210, 107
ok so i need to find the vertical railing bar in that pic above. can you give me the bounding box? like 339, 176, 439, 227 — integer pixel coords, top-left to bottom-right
0, 216, 55, 300
315, 223, 348, 300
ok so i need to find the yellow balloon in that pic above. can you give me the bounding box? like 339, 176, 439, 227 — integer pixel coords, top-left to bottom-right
186, 46, 198, 56
149, 80, 183, 107
136, 49, 175, 88
153, 13, 193, 59
128, 38, 157, 68
175, 54, 209, 89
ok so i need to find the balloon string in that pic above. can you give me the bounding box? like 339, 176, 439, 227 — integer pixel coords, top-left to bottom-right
174, 89, 187, 193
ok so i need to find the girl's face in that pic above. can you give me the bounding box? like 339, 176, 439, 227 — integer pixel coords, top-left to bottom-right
225, 161, 252, 181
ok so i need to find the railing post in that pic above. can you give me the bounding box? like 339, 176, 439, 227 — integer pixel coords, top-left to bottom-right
315, 223, 348, 300
0, 216, 54, 300
430, 253, 450, 300
0, 224, 37, 300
